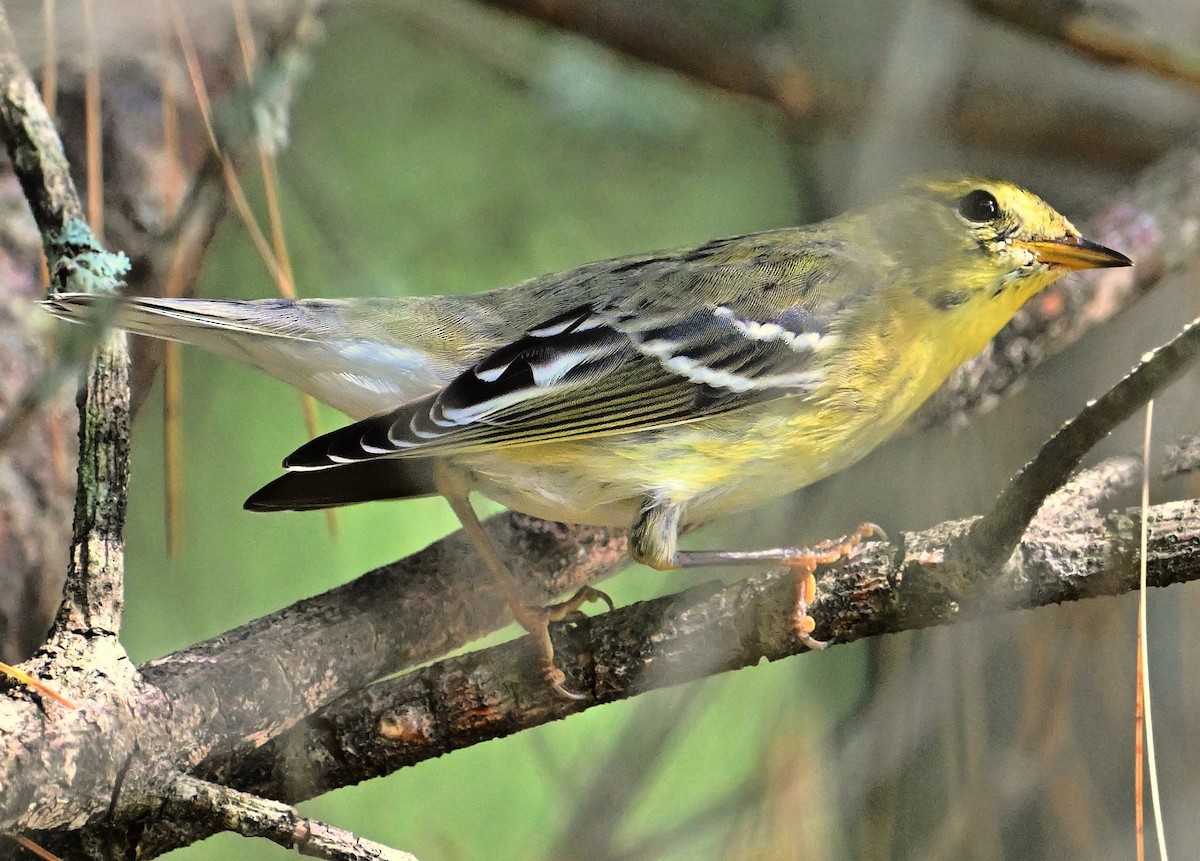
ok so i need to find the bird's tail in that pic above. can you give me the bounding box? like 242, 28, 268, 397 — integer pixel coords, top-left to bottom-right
43, 292, 337, 345
40, 292, 451, 417
244, 458, 438, 510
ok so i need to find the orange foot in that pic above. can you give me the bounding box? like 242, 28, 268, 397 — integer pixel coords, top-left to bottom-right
790, 523, 885, 650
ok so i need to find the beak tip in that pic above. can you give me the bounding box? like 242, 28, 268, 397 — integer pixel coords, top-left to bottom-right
1104, 248, 1134, 269
1020, 236, 1133, 271
1081, 243, 1133, 270
1065, 236, 1134, 270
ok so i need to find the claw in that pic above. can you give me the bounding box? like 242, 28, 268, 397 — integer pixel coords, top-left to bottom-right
858, 521, 888, 544
793, 611, 830, 651
545, 661, 587, 701
793, 571, 830, 651
594, 588, 616, 613
512, 584, 616, 700
785, 522, 887, 652
552, 680, 587, 701
797, 631, 831, 651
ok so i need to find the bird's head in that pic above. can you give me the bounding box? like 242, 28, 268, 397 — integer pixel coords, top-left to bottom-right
860, 175, 1131, 312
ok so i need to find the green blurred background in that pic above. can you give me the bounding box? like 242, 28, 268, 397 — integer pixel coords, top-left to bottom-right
94, 1, 1200, 859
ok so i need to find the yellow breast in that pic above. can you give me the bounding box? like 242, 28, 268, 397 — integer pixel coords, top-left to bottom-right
452, 258, 1065, 529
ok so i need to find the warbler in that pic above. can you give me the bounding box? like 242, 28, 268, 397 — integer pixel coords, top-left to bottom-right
45, 176, 1130, 697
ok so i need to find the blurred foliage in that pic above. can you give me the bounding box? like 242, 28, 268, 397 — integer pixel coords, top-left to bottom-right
108, 0, 1200, 860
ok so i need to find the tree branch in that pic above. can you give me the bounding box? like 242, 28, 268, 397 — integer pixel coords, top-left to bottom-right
1163, 433, 1200, 478
139, 139, 1200, 773
181, 463, 1200, 805
0, 0, 155, 840
160, 773, 420, 861
0, 5, 370, 857
0, 1, 130, 643
969, 0, 1200, 94
92, 141, 1200, 848
116, 293, 1200, 850
464, 0, 1191, 170
143, 517, 629, 764
470, 0, 826, 118
4, 3, 1200, 855
13, 437, 1192, 858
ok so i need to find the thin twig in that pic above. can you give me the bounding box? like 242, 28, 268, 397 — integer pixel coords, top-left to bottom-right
960, 315, 1200, 571
6, 833, 62, 861
1139, 403, 1169, 861
82, 0, 102, 239
163, 773, 420, 861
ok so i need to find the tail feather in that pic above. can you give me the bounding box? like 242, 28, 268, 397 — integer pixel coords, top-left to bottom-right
42, 293, 333, 342
244, 458, 438, 511
41, 292, 449, 418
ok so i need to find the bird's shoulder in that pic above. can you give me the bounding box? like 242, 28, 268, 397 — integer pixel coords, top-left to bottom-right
595, 226, 887, 349
484, 223, 887, 331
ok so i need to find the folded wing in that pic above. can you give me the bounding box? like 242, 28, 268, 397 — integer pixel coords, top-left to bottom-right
283, 280, 845, 469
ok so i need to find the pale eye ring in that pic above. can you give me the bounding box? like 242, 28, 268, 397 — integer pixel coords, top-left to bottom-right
958, 189, 1000, 223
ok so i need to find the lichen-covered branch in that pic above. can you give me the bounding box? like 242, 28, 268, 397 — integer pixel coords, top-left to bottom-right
0, 2, 131, 644
160, 774, 421, 861
3, 3, 1200, 857
0, 0, 147, 839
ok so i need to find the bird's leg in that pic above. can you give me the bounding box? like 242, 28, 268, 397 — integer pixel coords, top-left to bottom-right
676, 523, 882, 650
631, 501, 882, 651
434, 461, 608, 700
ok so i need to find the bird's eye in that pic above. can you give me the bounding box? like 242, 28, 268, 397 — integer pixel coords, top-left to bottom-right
958, 189, 1000, 223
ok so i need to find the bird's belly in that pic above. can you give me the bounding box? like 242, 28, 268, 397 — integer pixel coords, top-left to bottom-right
450, 444, 647, 528
448, 393, 919, 529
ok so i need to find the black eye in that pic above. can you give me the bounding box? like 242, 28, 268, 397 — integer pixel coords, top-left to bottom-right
958, 189, 1000, 223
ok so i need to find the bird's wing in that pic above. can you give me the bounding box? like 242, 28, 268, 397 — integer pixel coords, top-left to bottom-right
284, 249, 868, 468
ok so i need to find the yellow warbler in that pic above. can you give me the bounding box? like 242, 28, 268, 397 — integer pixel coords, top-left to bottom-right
45, 176, 1131, 696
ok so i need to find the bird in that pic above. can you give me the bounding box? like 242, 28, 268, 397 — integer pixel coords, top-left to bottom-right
43, 175, 1132, 697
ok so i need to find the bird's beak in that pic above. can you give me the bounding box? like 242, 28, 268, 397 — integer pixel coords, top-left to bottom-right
1014, 235, 1132, 270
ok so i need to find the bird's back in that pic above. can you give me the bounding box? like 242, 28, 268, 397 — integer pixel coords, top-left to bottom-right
43, 222, 862, 419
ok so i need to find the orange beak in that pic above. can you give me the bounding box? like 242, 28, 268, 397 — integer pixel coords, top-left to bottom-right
1014, 235, 1132, 271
